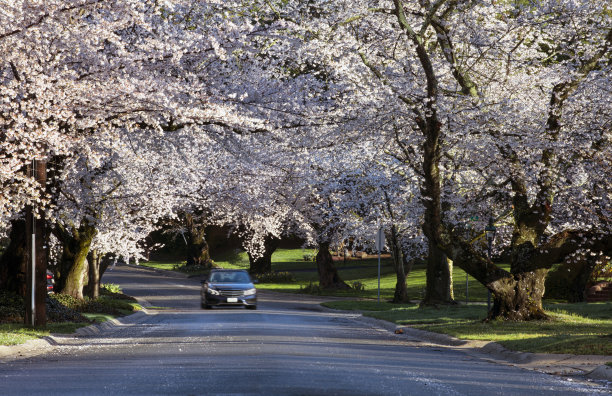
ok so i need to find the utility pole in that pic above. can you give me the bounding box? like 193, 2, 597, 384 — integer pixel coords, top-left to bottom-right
25, 159, 47, 327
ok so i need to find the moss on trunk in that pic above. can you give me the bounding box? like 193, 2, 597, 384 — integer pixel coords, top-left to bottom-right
184, 213, 212, 268
58, 221, 97, 299
489, 270, 549, 321
421, 245, 455, 306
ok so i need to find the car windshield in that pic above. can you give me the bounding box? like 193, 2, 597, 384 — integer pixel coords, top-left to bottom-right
209, 272, 251, 283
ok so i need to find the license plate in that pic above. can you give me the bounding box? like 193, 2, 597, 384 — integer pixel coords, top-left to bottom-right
227, 297, 238, 303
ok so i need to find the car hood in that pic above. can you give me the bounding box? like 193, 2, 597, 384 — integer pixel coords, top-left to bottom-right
207, 282, 254, 289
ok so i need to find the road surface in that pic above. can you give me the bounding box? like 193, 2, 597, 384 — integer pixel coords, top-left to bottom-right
0, 264, 608, 395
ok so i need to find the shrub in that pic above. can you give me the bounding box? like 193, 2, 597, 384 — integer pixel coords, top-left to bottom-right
46, 297, 89, 323
256, 271, 296, 283
82, 296, 136, 315
300, 281, 322, 295
100, 286, 137, 301
351, 281, 365, 292
0, 291, 24, 323
546, 254, 612, 302
101, 283, 122, 294
303, 254, 314, 261
172, 261, 216, 274
1, 287, 139, 324
50, 293, 138, 315
50, 293, 87, 311
591, 258, 612, 282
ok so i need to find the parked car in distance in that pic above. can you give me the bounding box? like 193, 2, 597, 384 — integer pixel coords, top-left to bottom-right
201, 269, 257, 310
47, 270, 55, 294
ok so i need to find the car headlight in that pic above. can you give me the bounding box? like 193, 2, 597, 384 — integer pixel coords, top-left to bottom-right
207, 288, 220, 295
243, 288, 256, 296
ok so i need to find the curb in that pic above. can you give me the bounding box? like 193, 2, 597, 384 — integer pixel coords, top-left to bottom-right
0, 308, 151, 362
121, 263, 191, 279
328, 307, 612, 383
73, 310, 149, 336
0, 338, 54, 361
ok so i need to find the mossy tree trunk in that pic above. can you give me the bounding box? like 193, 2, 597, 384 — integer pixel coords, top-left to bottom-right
421, 245, 455, 306
382, 192, 410, 303
55, 220, 97, 299
390, 1, 458, 307
443, 229, 611, 320
183, 212, 211, 267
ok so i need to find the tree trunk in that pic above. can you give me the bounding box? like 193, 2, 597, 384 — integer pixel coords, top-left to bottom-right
0, 219, 28, 296
184, 213, 211, 267
58, 222, 97, 299
443, 228, 612, 321
84, 249, 101, 299
388, 226, 410, 303
421, 244, 455, 306
247, 235, 279, 275
489, 270, 549, 321
99, 255, 114, 281
316, 242, 350, 289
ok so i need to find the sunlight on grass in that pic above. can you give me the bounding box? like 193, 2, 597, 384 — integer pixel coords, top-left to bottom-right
82, 313, 115, 323
323, 300, 612, 355
0, 323, 89, 346
139, 261, 180, 271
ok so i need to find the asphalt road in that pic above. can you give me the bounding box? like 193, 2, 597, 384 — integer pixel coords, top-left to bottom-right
0, 264, 608, 395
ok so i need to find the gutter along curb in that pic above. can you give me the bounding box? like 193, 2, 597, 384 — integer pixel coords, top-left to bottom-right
340, 309, 612, 383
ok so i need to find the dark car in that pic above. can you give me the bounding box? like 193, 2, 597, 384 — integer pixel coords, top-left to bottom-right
201, 269, 257, 310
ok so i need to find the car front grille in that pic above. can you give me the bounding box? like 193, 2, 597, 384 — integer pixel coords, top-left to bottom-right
218, 289, 244, 297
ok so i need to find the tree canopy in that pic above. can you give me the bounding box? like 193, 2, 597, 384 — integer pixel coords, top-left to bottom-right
1, 0, 610, 319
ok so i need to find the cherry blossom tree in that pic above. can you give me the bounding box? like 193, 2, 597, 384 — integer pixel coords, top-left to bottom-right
0, 0, 271, 301
237, 0, 611, 317
2, 0, 609, 323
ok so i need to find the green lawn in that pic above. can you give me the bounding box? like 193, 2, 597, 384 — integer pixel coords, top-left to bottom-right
0, 322, 90, 346
261, 248, 495, 302
142, 248, 503, 301
322, 300, 612, 355
0, 285, 140, 346
0, 313, 119, 346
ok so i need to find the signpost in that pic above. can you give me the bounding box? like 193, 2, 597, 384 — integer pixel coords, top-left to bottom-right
375, 228, 384, 303
25, 159, 47, 327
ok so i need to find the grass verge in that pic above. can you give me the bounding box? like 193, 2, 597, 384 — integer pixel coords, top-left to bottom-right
0, 322, 90, 346
322, 300, 612, 355
0, 284, 142, 346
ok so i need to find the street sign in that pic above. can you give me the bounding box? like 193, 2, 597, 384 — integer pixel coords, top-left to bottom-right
375, 227, 384, 304
375, 228, 385, 252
